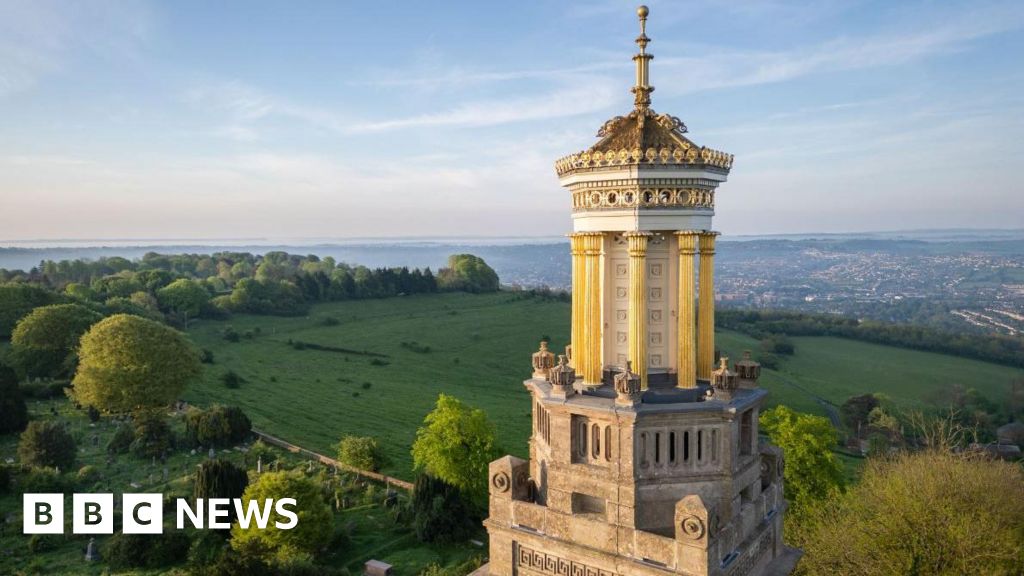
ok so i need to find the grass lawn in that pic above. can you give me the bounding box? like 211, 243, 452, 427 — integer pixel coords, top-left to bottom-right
188, 292, 1022, 482
186, 292, 569, 479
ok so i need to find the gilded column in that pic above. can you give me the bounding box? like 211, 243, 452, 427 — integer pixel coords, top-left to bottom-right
569, 234, 587, 373
675, 231, 699, 388
626, 232, 651, 389
697, 231, 719, 381
584, 233, 604, 385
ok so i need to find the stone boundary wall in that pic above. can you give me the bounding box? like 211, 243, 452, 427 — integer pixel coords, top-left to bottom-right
251, 428, 415, 491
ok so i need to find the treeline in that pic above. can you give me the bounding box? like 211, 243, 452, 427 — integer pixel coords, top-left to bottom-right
0, 252, 499, 333
718, 309, 1024, 369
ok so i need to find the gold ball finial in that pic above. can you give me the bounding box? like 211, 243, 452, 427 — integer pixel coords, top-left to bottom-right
637, 5, 649, 19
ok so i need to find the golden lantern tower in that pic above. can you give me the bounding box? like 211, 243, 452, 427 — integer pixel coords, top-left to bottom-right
558, 5, 732, 390
481, 7, 798, 576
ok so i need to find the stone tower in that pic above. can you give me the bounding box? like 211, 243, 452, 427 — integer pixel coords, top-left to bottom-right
481, 7, 798, 576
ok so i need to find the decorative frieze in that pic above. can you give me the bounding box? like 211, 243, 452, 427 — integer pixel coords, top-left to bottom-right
555, 146, 734, 176
515, 543, 615, 576
571, 187, 715, 211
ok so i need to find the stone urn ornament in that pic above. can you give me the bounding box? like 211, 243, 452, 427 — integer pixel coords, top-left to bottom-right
531, 340, 555, 379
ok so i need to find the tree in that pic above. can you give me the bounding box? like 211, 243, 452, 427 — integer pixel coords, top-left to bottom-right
185, 405, 252, 447
436, 254, 499, 293
157, 278, 210, 325
411, 394, 499, 504
0, 283, 60, 338
794, 449, 1024, 575
336, 436, 385, 472
0, 364, 29, 434
18, 420, 76, 470
411, 474, 475, 543
194, 460, 250, 524
840, 394, 880, 436
9, 303, 102, 378
230, 471, 332, 562
759, 406, 844, 512
73, 314, 201, 413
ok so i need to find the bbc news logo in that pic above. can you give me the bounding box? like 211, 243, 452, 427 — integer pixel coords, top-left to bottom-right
24, 493, 297, 534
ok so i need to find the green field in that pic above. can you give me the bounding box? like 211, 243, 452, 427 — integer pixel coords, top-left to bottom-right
186, 292, 569, 479
187, 292, 1023, 480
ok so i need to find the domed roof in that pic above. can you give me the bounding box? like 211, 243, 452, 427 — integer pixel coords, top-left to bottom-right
554, 7, 733, 177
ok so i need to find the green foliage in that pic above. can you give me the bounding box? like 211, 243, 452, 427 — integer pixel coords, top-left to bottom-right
129, 409, 175, 458
222, 369, 243, 388
336, 435, 385, 472
194, 459, 250, 515
185, 405, 253, 448
107, 423, 134, 454
840, 394, 880, 436
17, 466, 72, 494
230, 470, 333, 562
75, 464, 101, 487
411, 394, 499, 504
9, 303, 102, 378
102, 531, 191, 570
436, 254, 499, 293
73, 314, 201, 413
18, 420, 76, 470
411, 474, 475, 544
760, 333, 795, 355
0, 282, 60, 337
793, 449, 1024, 575
0, 363, 29, 433
27, 534, 60, 554
156, 278, 210, 321
17, 378, 66, 399
759, 406, 844, 512
228, 279, 309, 316
0, 465, 10, 493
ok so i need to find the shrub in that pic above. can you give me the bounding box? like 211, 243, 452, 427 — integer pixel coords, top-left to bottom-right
245, 440, 277, 469
0, 363, 28, 433
18, 420, 76, 470
187, 530, 229, 569
18, 378, 67, 399
129, 410, 175, 458
194, 460, 249, 522
27, 534, 60, 554
361, 382, 372, 390
369, 358, 389, 366
185, 405, 252, 448
201, 348, 216, 364
86, 405, 100, 422
18, 466, 72, 494
320, 316, 339, 326
411, 474, 475, 543
222, 370, 243, 389
223, 327, 240, 342
336, 436, 385, 472
794, 449, 1024, 574
230, 471, 333, 562
103, 531, 192, 569
107, 423, 134, 454
76, 464, 101, 487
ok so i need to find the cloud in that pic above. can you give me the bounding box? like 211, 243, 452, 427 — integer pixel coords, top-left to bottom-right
346, 81, 619, 133
0, 0, 151, 97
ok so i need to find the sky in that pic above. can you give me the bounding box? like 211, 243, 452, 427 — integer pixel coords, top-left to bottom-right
1, 0, 1022, 241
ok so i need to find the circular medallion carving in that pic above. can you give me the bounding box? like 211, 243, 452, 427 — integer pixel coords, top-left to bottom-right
680, 515, 705, 539
492, 471, 511, 493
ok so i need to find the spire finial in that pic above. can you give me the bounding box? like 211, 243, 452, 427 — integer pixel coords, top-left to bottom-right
632, 6, 654, 111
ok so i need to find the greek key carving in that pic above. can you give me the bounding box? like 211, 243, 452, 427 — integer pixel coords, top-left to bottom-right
515, 544, 614, 576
